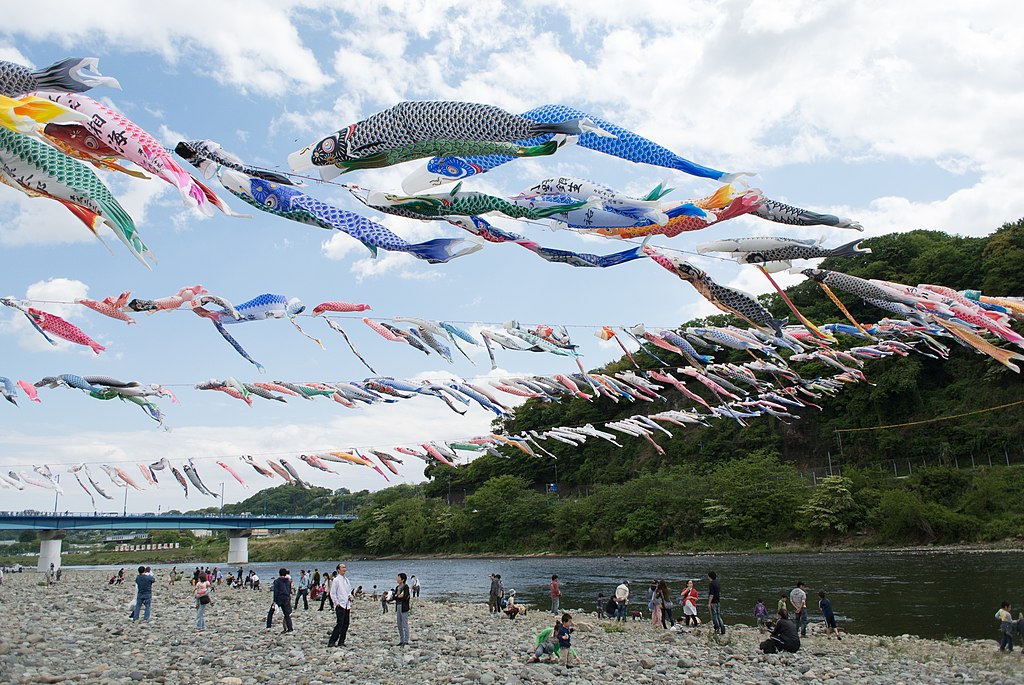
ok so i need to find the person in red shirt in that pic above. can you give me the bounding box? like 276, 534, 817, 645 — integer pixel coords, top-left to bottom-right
550, 575, 561, 615
680, 579, 699, 627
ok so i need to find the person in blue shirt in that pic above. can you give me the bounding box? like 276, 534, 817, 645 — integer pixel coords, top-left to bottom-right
294, 570, 310, 610
818, 591, 841, 640
556, 613, 578, 668
132, 566, 155, 621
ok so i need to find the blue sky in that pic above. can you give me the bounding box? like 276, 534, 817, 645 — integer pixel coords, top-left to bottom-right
0, 1, 1019, 513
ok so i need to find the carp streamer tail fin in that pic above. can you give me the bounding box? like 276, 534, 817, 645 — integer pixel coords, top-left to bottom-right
829, 238, 872, 259
403, 237, 482, 264
518, 140, 560, 158
33, 57, 121, 93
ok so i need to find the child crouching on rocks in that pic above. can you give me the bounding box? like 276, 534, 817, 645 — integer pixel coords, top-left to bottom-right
529, 613, 581, 666
529, 624, 557, 663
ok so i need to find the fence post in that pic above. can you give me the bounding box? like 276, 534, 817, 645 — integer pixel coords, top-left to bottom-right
892, 461, 898, 477
1005, 448, 1010, 466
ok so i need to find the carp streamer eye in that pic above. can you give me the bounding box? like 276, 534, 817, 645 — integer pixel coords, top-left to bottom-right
263, 194, 278, 210
320, 137, 335, 153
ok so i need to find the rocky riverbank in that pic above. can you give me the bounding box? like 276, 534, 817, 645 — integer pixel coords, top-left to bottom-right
0, 571, 1018, 684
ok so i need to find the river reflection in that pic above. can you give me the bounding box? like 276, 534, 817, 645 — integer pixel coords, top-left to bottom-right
97, 549, 1023, 641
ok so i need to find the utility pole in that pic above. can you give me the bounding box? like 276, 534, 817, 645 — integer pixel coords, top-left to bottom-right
53, 474, 60, 513
123, 487, 128, 516
219, 482, 225, 513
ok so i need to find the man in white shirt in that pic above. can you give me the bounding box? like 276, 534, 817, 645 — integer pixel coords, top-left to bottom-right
327, 563, 354, 647
614, 581, 630, 622
789, 582, 808, 638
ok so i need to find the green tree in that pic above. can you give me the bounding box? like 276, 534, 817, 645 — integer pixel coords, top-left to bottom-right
797, 476, 859, 537
706, 451, 806, 540
151, 530, 195, 545
870, 489, 978, 543
461, 475, 552, 551
701, 500, 732, 535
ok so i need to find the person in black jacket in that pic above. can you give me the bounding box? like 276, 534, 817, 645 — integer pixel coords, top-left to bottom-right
394, 573, 412, 646
760, 608, 800, 653
270, 568, 294, 634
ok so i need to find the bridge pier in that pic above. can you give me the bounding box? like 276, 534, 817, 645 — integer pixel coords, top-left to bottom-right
37, 530, 65, 572
227, 529, 252, 565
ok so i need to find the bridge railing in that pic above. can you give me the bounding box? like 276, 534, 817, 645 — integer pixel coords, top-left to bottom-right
0, 511, 350, 519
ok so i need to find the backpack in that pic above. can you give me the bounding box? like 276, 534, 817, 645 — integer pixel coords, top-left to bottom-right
605, 597, 618, 615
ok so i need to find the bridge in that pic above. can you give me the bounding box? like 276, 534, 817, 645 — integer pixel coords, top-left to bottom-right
0, 512, 355, 570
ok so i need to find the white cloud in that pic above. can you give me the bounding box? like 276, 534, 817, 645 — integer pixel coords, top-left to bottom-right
0, 394, 497, 512
0, 159, 170, 251
1, 1, 331, 96
348, 251, 445, 282
0, 277, 98, 354
321, 232, 365, 261
0, 190, 97, 247
4, 1, 1024, 513
0, 44, 31, 65
156, 123, 186, 148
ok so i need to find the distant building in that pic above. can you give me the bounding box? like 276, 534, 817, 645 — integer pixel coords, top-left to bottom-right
191, 529, 212, 538
104, 533, 149, 543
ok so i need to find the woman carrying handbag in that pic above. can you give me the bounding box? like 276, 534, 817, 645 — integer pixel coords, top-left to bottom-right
195, 572, 212, 631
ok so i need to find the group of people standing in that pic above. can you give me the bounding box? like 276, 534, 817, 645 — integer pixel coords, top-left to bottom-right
509, 571, 843, 665
120, 562, 418, 648
322, 564, 413, 647
595, 572, 723, 634
502, 569, 847, 658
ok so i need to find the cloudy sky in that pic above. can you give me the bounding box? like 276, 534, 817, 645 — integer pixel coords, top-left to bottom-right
1, 1, 1020, 513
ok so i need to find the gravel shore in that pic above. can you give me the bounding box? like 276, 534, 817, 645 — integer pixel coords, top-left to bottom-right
0, 570, 1019, 684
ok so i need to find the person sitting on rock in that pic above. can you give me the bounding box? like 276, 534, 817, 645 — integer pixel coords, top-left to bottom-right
504, 590, 525, 619
760, 608, 801, 654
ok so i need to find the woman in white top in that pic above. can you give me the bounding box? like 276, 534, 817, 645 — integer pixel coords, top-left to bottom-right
194, 573, 212, 630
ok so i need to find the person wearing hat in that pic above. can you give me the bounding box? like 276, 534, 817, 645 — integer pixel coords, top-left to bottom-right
504, 589, 523, 619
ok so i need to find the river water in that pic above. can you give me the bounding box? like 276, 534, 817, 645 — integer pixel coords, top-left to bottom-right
80, 549, 1022, 641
